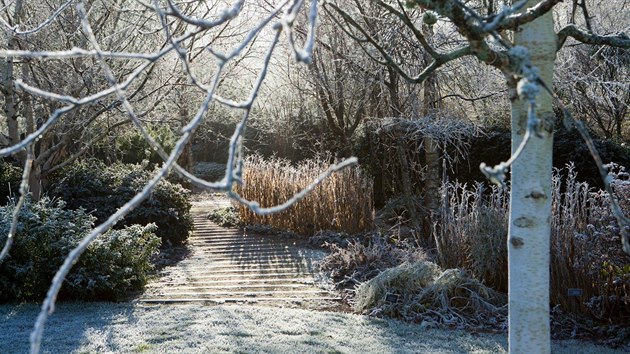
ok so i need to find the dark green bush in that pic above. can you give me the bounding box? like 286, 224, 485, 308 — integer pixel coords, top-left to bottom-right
0, 198, 160, 302
67, 223, 161, 300
116, 124, 177, 166
49, 159, 193, 245
0, 160, 22, 203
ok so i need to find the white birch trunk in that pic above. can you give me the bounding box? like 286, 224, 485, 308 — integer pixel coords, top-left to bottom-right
508, 2, 556, 353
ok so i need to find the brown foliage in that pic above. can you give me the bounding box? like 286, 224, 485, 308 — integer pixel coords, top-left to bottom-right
236, 155, 374, 234
437, 164, 630, 321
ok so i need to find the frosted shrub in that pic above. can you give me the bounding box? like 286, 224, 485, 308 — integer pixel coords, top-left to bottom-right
0, 198, 160, 302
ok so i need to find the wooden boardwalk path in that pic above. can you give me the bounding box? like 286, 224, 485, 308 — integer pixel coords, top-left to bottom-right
139, 200, 341, 309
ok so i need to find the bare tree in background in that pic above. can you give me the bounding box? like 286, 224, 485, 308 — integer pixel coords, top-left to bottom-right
0, 0, 172, 198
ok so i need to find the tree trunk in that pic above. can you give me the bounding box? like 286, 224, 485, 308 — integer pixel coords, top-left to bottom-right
396, 140, 422, 231
177, 92, 194, 172
508, 2, 556, 353
28, 164, 43, 200
422, 21, 440, 241
2, 0, 24, 147
2, 54, 19, 147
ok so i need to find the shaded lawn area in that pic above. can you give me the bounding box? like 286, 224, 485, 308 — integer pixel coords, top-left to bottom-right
0, 303, 624, 353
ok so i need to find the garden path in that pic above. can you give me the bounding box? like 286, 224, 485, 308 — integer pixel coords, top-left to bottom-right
139, 195, 342, 309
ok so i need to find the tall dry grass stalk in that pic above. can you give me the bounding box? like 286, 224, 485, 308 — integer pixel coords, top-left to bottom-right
436, 182, 509, 292
551, 164, 630, 319
236, 155, 374, 234
438, 164, 630, 319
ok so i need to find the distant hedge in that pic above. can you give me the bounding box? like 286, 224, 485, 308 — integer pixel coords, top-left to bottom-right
449, 126, 630, 189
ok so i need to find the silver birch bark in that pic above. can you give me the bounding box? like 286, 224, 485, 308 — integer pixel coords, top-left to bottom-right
508, 2, 556, 353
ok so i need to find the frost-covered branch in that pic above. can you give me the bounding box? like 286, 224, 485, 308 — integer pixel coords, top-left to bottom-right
0, 0, 73, 35
557, 24, 630, 50
4, 2, 352, 352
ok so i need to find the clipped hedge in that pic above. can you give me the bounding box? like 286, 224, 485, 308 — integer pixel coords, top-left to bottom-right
0, 198, 160, 302
49, 159, 193, 245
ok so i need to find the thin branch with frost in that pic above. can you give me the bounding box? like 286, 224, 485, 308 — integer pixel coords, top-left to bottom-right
324, 1, 473, 84
222, 30, 284, 187
481, 0, 529, 31
0, 147, 32, 264
165, 0, 244, 29
29, 4, 225, 352
284, 0, 318, 63
557, 24, 630, 50
491, 0, 560, 31
23, 2, 355, 351
0, 0, 73, 35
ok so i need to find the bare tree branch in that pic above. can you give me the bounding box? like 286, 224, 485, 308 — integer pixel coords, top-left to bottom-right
557, 24, 630, 50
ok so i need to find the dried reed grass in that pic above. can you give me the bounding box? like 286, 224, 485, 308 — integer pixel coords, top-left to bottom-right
436, 182, 509, 292
438, 164, 630, 320
236, 155, 374, 235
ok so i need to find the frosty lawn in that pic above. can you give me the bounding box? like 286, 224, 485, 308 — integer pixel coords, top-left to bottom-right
1, 302, 624, 353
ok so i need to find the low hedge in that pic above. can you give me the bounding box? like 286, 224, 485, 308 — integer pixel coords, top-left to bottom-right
0, 198, 160, 302
49, 159, 193, 245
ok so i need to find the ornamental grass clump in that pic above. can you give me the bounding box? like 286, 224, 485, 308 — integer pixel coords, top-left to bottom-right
354, 261, 506, 329
353, 261, 441, 311
436, 182, 509, 292
436, 163, 630, 322
236, 155, 374, 235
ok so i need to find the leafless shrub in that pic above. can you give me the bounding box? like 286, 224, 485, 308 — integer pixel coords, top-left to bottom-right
551, 163, 630, 321
236, 155, 374, 234
318, 233, 426, 289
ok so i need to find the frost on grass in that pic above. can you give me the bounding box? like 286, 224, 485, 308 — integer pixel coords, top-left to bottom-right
354, 261, 507, 330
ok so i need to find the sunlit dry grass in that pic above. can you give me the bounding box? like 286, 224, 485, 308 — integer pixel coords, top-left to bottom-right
437, 164, 630, 320
236, 155, 374, 235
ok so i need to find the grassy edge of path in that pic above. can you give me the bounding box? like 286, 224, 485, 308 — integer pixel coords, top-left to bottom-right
1, 302, 626, 354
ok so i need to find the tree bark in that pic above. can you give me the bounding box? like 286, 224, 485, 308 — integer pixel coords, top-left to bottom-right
508, 2, 556, 353
2, 49, 19, 147
2, 0, 24, 147
422, 20, 440, 241
177, 91, 194, 172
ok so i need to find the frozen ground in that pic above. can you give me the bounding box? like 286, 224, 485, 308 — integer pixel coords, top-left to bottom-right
1, 302, 626, 354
